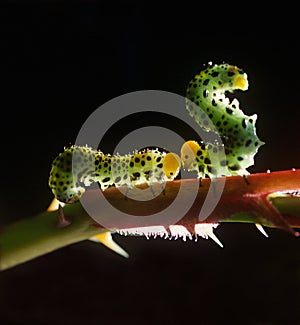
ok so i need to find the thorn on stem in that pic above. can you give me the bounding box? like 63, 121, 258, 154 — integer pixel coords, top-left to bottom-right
57, 204, 71, 228
255, 223, 268, 237
194, 223, 223, 248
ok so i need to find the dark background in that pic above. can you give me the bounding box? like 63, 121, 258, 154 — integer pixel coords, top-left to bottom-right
0, 2, 300, 324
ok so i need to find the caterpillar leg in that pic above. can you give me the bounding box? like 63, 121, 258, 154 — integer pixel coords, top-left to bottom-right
243, 174, 250, 185
159, 181, 166, 196
124, 187, 130, 200
123, 185, 135, 200
198, 177, 203, 187
149, 184, 156, 198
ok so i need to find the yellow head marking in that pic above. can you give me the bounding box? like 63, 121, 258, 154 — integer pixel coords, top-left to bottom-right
228, 65, 248, 90
234, 74, 248, 90
163, 152, 181, 179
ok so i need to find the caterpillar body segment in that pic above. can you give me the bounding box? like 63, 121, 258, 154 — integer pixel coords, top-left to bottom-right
186, 62, 264, 176
49, 145, 181, 204
180, 140, 232, 179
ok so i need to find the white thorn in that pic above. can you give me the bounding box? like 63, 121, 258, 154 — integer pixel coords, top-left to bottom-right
117, 226, 168, 239
207, 231, 224, 248
169, 225, 193, 241
194, 223, 223, 248
47, 198, 65, 211
255, 223, 269, 238
159, 232, 165, 238
90, 232, 129, 258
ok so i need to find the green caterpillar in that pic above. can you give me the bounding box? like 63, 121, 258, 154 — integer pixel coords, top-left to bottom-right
183, 62, 264, 177
47, 62, 268, 252
49, 145, 181, 203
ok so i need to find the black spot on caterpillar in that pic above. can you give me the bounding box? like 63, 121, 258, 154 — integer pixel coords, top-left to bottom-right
49, 145, 181, 203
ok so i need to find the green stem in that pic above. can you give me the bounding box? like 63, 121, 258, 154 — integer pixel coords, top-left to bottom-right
0, 204, 104, 271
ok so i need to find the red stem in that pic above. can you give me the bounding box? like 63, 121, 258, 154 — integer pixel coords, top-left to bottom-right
85, 169, 300, 235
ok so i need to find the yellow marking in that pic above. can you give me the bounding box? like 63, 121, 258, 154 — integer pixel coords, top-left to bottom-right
234, 75, 248, 90
181, 140, 200, 169
47, 198, 65, 211
163, 153, 181, 179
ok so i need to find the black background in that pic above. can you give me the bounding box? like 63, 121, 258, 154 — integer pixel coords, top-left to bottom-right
0, 2, 300, 324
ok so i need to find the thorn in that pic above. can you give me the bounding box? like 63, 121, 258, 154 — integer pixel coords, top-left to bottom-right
57, 204, 71, 228
194, 223, 223, 248
90, 232, 129, 258
117, 226, 168, 239
207, 230, 224, 248
255, 223, 269, 237
169, 225, 193, 241
47, 198, 65, 212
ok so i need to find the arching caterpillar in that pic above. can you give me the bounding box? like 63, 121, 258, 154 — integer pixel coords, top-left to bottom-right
49, 145, 181, 203
183, 62, 264, 177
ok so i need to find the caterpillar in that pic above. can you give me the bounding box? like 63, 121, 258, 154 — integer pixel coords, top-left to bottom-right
49, 145, 181, 204
183, 62, 264, 177
48, 62, 265, 255
48, 144, 224, 254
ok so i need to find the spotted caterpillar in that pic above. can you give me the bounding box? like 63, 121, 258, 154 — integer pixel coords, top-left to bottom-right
47, 62, 265, 254
182, 62, 264, 178
49, 145, 181, 203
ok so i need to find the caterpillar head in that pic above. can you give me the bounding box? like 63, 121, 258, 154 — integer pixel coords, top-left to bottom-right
163, 152, 181, 179
49, 146, 87, 204
209, 63, 248, 91
180, 140, 200, 170
227, 65, 248, 91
